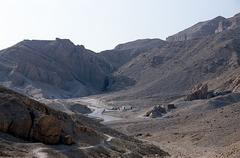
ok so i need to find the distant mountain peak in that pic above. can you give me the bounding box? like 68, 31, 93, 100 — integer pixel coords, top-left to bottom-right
166, 13, 239, 42
55, 37, 73, 44
233, 12, 240, 18
213, 16, 226, 21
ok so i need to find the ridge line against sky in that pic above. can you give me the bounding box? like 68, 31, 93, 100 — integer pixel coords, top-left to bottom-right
1, 0, 240, 52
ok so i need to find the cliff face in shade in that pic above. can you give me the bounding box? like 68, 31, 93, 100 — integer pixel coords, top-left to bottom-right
0, 38, 113, 98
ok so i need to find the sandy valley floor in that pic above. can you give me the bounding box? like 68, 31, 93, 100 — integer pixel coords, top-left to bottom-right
57, 93, 240, 158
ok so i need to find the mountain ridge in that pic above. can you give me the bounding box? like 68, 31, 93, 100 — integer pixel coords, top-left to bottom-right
0, 12, 240, 100
166, 13, 240, 42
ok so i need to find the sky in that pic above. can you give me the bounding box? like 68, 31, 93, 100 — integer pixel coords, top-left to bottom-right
0, 0, 240, 52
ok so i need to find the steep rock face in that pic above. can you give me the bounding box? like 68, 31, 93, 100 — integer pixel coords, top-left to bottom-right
166, 13, 240, 42
0, 38, 113, 98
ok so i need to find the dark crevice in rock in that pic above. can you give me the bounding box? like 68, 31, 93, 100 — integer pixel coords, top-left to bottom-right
102, 76, 110, 91
28, 110, 35, 139
45, 107, 49, 115
7, 120, 13, 133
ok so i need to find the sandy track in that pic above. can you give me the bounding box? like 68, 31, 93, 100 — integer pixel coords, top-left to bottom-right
72, 97, 122, 122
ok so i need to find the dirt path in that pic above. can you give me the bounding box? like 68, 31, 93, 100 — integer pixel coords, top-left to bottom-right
32, 147, 49, 158
78, 134, 114, 150
73, 97, 122, 123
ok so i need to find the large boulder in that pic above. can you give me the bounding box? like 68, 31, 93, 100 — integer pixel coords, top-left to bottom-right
0, 98, 32, 139
144, 105, 166, 118
31, 115, 62, 144
0, 86, 111, 146
0, 86, 76, 145
185, 84, 208, 101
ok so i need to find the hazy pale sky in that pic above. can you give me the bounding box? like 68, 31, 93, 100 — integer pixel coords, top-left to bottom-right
1, 0, 240, 52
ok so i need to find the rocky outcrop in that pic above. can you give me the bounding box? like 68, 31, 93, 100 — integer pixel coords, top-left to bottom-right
0, 100, 32, 139
231, 75, 240, 92
144, 104, 176, 118
0, 86, 102, 145
144, 105, 167, 118
0, 87, 63, 144
185, 84, 208, 101
31, 115, 62, 144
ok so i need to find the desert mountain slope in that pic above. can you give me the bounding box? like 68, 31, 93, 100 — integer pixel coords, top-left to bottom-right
0, 38, 113, 98
102, 15, 240, 103
0, 38, 166, 98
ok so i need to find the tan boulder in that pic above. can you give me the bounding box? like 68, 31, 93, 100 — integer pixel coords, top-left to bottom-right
32, 115, 62, 144
0, 98, 32, 139
185, 84, 208, 101
144, 105, 166, 118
